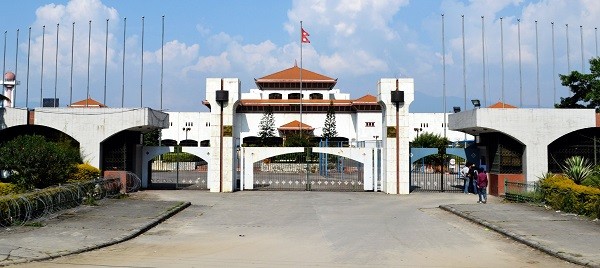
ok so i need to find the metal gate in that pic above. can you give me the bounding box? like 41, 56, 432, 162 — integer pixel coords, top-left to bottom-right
252, 149, 364, 191
409, 147, 465, 192
149, 151, 208, 190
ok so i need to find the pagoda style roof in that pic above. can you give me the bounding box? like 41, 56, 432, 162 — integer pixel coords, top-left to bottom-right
488, 101, 517, 108
255, 65, 337, 91
69, 98, 107, 108
278, 120, 314, 131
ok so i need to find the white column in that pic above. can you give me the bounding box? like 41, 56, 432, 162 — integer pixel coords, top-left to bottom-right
377, 78, 414, 194
206, 78, 240, 192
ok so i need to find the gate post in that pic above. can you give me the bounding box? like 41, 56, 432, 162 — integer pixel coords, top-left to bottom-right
378, 78, 414, 194
206, 78, 241, 192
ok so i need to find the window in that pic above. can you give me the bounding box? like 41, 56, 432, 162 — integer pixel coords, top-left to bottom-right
365, 122, 375, 127
288, 93, 302, 99
269, 93, 282, 99
309, 93, 323, 99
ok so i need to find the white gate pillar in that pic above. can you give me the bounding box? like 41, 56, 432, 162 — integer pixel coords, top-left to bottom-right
378, 78, 414, 194
206, 78, 240, 192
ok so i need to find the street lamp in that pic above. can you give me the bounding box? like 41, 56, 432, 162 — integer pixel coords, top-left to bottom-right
373, 135, 379, 148
413, 127, 422, 139
182, 127, 191, 141
471, 99, 481, 109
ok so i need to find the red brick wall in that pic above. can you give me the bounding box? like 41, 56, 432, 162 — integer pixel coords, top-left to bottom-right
488, 173, 525, 196
103, 170, 127, 194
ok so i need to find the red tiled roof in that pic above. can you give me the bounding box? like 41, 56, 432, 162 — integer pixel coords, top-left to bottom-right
69, 98, 107, 107
353, 94, 377, 103
257, 65, 335, 82
488, 101, 517, 108
278, 120, 314, 131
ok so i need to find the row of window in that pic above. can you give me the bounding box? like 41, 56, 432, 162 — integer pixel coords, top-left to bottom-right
170, 121, 201, 127
268, 93, 324, 100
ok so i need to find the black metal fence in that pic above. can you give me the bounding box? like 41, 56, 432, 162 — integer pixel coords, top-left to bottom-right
504, 180, 542, 202
149, 154, 208, 190
252, 151, 364, 191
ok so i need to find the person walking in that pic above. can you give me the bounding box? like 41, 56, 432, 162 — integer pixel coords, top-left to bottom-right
461, 162, 471, 194
467, 162, 478, 194
477, 167, 488, 204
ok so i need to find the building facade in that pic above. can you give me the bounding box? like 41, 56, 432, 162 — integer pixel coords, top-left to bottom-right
161, 65, 472, 147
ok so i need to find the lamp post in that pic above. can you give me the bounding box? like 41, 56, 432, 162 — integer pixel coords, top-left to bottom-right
413, 127, 422, 139
182, 127, 191, 142
471, 99, 481, 109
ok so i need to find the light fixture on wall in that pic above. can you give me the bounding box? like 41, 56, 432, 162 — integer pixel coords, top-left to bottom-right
471, 99, 481, 109
453, 106, 461, 113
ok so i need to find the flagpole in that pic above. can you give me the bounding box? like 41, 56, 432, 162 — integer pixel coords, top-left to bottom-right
300, 20, 303, 138
86, 21, 91, 107
70, 22, 74, 106
14, 29, 18, 107
54, 24, 59, 107
26, 27, 30, 108
41, 25, 45, 107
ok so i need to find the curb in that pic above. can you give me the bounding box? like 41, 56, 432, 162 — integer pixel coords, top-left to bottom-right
0, 201, 191, 267
439, 205, 598, 268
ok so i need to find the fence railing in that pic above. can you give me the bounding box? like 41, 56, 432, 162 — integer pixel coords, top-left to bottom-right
504, 179, 542, 202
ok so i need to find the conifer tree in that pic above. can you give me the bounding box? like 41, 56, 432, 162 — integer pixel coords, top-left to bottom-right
322, 101, 338, 140
258, 106, 276, 142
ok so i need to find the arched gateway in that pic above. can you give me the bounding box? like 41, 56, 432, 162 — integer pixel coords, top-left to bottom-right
199, 65, 414, 194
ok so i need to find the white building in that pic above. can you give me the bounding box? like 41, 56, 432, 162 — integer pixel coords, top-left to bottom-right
162, 65, 472, 147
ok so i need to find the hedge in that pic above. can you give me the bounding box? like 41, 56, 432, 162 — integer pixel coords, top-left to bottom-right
540, 175, 600, 219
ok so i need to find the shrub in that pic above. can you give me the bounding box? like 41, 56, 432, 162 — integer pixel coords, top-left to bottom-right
582, 174, 600, 189
540, 174, 600, 219
0, 135, 81, 190
68, 163, 101, 183
0, 183, 18, 196
157, 152, 201, 162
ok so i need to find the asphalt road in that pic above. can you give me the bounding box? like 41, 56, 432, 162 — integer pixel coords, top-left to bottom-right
13, 191, 578, 268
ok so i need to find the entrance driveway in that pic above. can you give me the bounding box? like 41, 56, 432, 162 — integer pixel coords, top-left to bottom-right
16, 191, 577, 267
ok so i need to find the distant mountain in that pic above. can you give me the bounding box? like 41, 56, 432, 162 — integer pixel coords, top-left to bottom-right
409, 91, 466, 113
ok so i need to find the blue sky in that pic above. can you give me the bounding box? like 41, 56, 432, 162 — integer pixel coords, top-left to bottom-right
1, 0, 600, 112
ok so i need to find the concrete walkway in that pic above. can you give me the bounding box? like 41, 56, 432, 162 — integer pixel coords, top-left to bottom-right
0, 198, 189, 267
0, 191, 597, 267
441, 202, 600, 267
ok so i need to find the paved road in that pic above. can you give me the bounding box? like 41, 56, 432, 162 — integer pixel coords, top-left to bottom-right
10, 191, 579, 268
